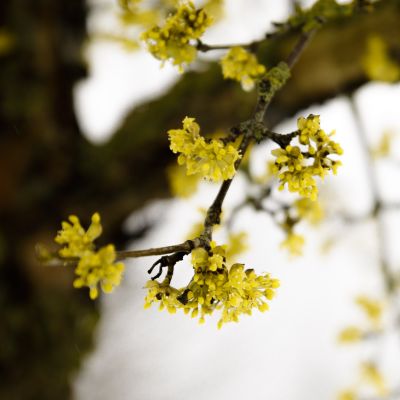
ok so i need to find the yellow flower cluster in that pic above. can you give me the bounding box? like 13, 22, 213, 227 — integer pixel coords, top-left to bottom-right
338, 295, 383, 344
220, 46, 266, 91
294, 197, 324, 225
144, 242, 279, 328
338, 362, 388, 400
371, 130, 397, 159
280, 231, 305, 257
203, 0, 224, 21
338, 326, 363, 343
55, 213, 102, 258
278, 198, 323, 257
55, 213, 125, 299
168, 117, 241, 181
361, 362, 388, 397
144, 280, 181, 314
272, 114, 343, 200
363, 35, 400, 83
226, 231, 248, 263
355, 295, 383, 328
337, 391, 356, 400
141, 2, 212, 70
167, 163, 200, 198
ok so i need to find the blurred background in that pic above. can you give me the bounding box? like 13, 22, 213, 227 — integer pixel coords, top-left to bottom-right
1, 0, 400, 399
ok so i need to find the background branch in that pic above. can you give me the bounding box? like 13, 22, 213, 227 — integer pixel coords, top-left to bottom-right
349, 95, 396, 293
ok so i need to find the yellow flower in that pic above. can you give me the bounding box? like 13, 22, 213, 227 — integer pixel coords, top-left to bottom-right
338, 326, 363, 343
168, 117, 241, 181
203, 0, 224, 21
167, 163, 200, 198
363, 35, 400, 82
226, 231, 248, 263
272, 115, 342, 200
141, 2, 212, 70
55, 213, 125, 299
272, 145, 318, 200
297, 114, 321, 144
355, 296, 383, 327
144, 280, 181, 314
144, 241, 279, 328
220, 46, 266, 90
73, 245, 125, 299
55, 213, 102, 258
361, 362, 388, 397
371, 130, 397, 159
294, 197, 324, 225
337, 390, 357, 400
280, 231, 305, 257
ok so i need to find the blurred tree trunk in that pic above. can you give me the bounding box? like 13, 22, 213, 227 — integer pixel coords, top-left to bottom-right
0, 0, 399, 398
0, 1, 97, 399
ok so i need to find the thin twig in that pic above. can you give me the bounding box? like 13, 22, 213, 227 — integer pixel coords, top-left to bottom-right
116, 240, 196, 260
203, 133, 252, 239
202, 29, 317, 241
196, 38, 262, 53
262, 129, 299, 147
286, 29, 316, 69
349, 95, 395, 293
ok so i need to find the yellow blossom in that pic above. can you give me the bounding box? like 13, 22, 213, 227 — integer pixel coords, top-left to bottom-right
371, 130, 396, 159
220, 46, 266, 90
338, 326, 363, 343
272, 114, 343, 200
272, 145, 318, 199
167, 163, 200, 198
280, 231, 305, 257
363, 35, 400, 82
294, 197, 324, 225
361, 362, 388, 397
144, 241, 279, 328
55, 213, 125, 299
141, 2, 212, 70
168, 117, 241, 181
297, 114, 321, 144
226, 231, 248, 263
118, 0, 159, 23
94, 33, 139, 52
337, 390, 357, 400
203, 0, 224, 21
73, 245, 125, 300
55, 213, 102, 258
144, 280, 181, 313
355, 296, 383, 327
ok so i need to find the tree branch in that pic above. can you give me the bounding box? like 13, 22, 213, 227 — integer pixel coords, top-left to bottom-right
201, 29, 316, 241
196, 39, 262, 53
116, 240, 196, 260
349, 95, 396, 294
